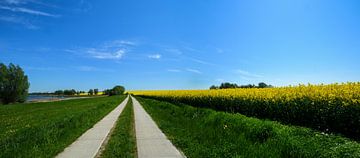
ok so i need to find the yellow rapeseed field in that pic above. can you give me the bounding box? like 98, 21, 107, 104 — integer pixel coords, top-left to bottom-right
131, 82, 360, 106
131, 82, 360, 139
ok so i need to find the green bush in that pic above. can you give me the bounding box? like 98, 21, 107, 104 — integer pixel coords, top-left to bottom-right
0, 63, 30, 104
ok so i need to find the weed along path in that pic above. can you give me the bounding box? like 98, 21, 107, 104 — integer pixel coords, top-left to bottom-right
131, 96, 185, 158
56, 96, 129, 158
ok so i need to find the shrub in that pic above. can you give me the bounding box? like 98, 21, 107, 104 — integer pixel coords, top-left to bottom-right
0, 63, 30, 104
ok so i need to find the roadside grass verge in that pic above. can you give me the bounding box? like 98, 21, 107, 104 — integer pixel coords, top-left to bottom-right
0, 95, 126, 158
137, 97, 360, 158
101, 97, 136, 158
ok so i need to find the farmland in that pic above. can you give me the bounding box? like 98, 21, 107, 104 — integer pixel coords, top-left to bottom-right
0, 95, 126, 158
136, 97, 360, 157
131, 82, 360, 140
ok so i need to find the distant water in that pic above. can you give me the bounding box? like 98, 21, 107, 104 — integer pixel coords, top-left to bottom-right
26, 95, 66, 102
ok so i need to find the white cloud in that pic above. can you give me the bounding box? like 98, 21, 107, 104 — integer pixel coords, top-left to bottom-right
235, 69, 263, 78
186, 68, 202, 74
0, 6, 59, 17
148, 54, 161, 59
67, 40, 135, 60
87, 48, 125, 59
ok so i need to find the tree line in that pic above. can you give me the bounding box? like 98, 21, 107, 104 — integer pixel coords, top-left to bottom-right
51, 86, 125, 96
210, 82, 273, 89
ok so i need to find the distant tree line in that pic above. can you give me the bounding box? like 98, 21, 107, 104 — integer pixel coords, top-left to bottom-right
210, 82, 273, 89
54, 89, 79, 95
0, 63, 30, 104
52, 86, 125, 96
103, 85, 125, 96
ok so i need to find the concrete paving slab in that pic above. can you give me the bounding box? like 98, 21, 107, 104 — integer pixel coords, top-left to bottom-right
132, 96, 185, 158
56, 96, 129, 158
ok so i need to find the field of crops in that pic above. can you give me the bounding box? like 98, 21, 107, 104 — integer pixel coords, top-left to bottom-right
0, 95, 126, 158
131, 82, 360, 140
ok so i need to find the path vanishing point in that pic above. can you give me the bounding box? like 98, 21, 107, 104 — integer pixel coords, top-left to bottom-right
56, 95, 185, 158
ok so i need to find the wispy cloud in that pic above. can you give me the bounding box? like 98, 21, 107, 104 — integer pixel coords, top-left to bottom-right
0, 6, 59, 17
235, 69, 263, 78
67, 40, 135, 60
186, 68, 202, 74
189, 58, 216, 66
167, 69, 181, 72
87, 49, 125, 59
148, 54, 161, 59
0, 16, 38, 29
3, 0, 24, 5
165, 48, 183, 55
0, 0, 61, 28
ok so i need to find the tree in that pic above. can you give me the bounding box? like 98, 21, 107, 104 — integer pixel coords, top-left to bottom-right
0, 63, 30, 104
258, 82, 268, 88
54, 90, 64, 95
88, 89, 94, 95
210, 85, 218, 90
220, 82, 238, 89
110, 85, 125, 96
103, 89, 111, 95
94, 89, 99, 95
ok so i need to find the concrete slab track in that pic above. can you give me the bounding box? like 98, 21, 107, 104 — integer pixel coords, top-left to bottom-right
56, 96, 129, 158
132, 96, 185, 158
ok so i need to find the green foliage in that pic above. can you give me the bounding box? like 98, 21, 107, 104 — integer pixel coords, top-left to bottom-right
104, 89, 111, 95
110, 85, 125, 96
54, 90, 64, 95
101, 98, 136, 158
88, 89, 94, 95
0, 63, 30, 104
137, 97, 360, 158
0, 95, 126, 157
63, 89, 76, 95
94, 89, 99, 95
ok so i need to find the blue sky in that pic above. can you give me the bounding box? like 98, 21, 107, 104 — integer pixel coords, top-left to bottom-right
0, 0, 359, 92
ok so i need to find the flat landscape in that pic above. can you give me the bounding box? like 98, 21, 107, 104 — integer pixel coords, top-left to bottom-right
1, 83, 360, 157
1, 0, 360, 157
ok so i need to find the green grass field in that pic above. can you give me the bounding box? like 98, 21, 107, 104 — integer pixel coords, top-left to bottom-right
137, 97, 360, 158
0, 95, 126, 158
101, 97, 136, 158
